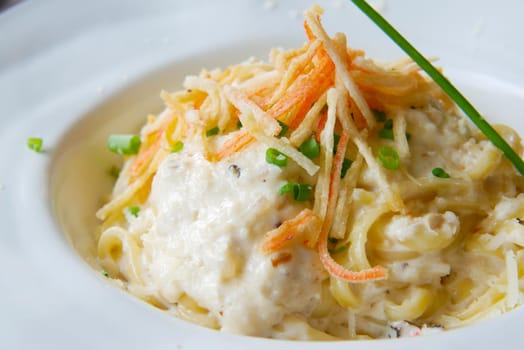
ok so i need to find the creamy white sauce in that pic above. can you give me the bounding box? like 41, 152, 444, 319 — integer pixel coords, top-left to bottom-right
133, 140, 325, 336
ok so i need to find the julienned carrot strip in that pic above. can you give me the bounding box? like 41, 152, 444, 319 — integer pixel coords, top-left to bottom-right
290, 60, 335, 129
262, 208, 321, 253
215, 130, 254, 160
304, 20, 315, 40
268, 56, 335, 128
318, 131, 387, 282
130, 137, 161, 179
315, 111, 328, 142
318, 248, 388, 282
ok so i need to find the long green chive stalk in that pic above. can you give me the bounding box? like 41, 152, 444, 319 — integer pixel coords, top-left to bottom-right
350, 0, 524, 176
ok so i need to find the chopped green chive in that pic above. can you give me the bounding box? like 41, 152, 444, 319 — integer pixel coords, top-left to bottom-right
299, 137, 320, 159
341, 158, 353, 178
378, 129, 411, 141
293, 183, 312, 201
107, 134, 141, 155
379, 128, 394, 140
277, 120, 289, 138
432, 167, 450, 178
266, 148, 288, 167
102, 270, 109, 277
279, 183, 313, 202
350, 0, 524, 176
278, 183, 295, 195
206, 126, 220, 137
329, 245, 348, 254
27, 137, 43, 153
108, 165, 120, 179
378, 146, 400, 170
171, 141, 184, 153
128, 206, 140, 217
373, 109, 387, 122
237, 120, 243, 129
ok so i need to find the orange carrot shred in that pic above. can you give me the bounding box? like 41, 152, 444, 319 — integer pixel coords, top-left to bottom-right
268, 55, 335, 129
262, 208, 321, 254
215, 130, 254, 161
128, 128, 166, 184
318, 131, 388, 282
304, 20, 315, 40
315, 111, 328, 142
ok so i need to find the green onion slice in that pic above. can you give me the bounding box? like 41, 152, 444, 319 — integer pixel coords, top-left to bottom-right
107, 134, 141, 155
299, 137, 320, 159
108, 165, 120, 179
378, 146, 400, 170
278, 183, 295, 195
341, 158, 353, 178
128, 206, 140, 217
277, 120, 289, 138
373, 109, 387, 122
279, 183, 313, 201
328, 245, 348, 254
432, 167, 450, 178
27, 137, 43, 153
171, 141, 184, 153
206, 126, 220, 137
350, 0, 524, 176
266, 148, 288, 167
293, 183, 313, 201
379, 128, 394, 140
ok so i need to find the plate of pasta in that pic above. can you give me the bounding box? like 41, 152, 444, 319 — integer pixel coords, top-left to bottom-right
2, 0, 524, 349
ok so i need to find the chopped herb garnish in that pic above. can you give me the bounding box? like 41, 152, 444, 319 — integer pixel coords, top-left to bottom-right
299, 137, 320, 159
279, 183, 313, 202
108, 165, 120, 179
378, 146, 400, 170
379, 128, 411, 141
237, 120, 242, 129
350, 0, 524, 175
107, 134, 141, 155
328, 245, 348, 254
373, 109, 387, 122
102, 270, 109, 277
278, 183, 295, 195
293, 183, 313, 201
128, 206, 140, 217
379, 128, 394, 140
266, 148, 288, 167
171, 140, 184, 153
277, 120, 289, 138
206, 126, 220, 137
341, 158, 353, 178
328, 237, 339, 244
432, 167, 450, 178
27, 137, 43, 153
383, 119, 393, 130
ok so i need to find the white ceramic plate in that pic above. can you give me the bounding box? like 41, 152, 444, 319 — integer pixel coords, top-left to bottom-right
2, 0, 524, 349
